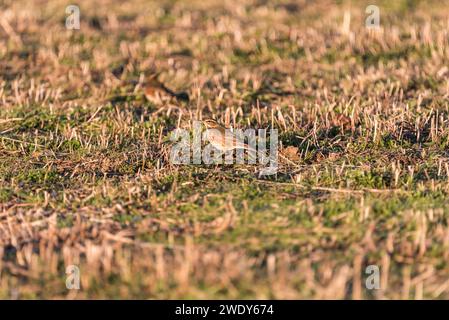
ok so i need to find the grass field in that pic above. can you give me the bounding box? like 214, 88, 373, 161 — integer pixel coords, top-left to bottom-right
1, 0, 449, 299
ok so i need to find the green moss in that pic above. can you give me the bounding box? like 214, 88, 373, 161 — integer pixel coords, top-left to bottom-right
59, 139, 82, 153
0, 188, 14, 202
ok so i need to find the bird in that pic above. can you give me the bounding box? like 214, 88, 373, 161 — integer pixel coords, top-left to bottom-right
144, 73, 189, 103
202, 118, 300, 167
202, 118, 252, 153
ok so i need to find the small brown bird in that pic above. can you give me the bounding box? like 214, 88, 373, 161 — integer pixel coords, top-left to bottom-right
202, 118, 299, 167
144, 73, 189, 103
202, 119, 252, 152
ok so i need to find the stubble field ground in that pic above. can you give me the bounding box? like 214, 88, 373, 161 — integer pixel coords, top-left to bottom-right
1, 0, 449, 299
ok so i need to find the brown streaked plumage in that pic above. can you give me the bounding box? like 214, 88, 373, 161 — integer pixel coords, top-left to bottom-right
144, 73, 189, 103
202, 119, 252, 152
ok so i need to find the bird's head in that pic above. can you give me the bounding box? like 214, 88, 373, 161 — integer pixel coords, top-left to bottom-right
202, 118, 222, 129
